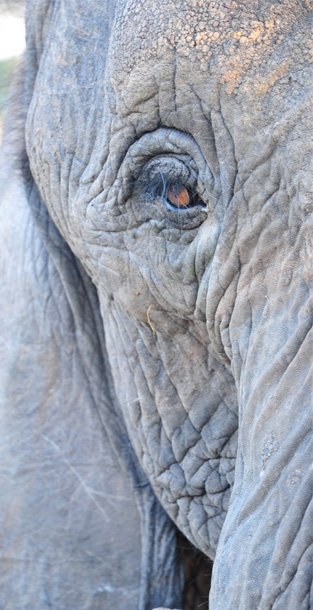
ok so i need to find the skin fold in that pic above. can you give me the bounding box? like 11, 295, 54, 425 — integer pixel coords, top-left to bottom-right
0, 0, 312, 608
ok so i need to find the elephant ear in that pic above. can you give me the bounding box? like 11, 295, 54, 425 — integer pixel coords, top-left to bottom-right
0, 5, 184, 609
24, 0, 118, 124
25, 0, 117, 74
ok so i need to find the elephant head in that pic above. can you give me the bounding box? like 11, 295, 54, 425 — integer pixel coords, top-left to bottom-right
2, 0, 313, 607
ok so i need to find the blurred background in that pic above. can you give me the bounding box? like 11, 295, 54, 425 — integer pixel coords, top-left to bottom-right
0, 0, 25, 140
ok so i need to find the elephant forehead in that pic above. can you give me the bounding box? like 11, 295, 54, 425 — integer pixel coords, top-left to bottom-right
110, 0, 309, 95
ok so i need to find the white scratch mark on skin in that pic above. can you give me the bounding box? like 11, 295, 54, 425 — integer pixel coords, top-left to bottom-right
127, 395, 143, 406
97, 583, 116, 593
96, 583, 131, 598
146, 304, 156, 334
42, 435, 110, 521
89, 488, 129, 501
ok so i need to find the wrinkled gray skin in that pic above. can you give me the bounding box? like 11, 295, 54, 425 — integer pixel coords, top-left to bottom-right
1, 0, 313, 608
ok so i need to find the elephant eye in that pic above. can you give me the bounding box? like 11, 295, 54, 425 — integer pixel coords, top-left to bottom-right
165, 183, 205, 210
140, 163, 206, 214
167, 185, 191, 208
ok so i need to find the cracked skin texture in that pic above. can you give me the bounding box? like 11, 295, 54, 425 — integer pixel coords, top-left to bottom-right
112, 0, 313, 96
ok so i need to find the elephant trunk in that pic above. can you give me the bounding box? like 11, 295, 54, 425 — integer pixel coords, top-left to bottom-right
209, 167, 313, 607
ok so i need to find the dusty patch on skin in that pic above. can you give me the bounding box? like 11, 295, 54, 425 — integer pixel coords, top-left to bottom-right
111, 0, 312, 96
261, 432, 278, 469
243, 62, 291, 96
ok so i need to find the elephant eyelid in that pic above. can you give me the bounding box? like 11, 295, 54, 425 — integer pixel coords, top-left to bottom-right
143, 172, 205, 210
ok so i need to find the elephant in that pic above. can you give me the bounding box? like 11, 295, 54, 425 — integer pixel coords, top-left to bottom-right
0, 0, 312, 607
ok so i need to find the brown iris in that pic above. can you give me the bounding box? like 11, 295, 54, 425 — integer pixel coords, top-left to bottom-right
167, 186, 191, 208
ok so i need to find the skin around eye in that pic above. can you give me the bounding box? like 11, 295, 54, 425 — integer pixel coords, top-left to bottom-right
167, 186, 191, 207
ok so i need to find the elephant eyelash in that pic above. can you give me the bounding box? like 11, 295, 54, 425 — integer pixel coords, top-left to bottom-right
144, 172, 205, 210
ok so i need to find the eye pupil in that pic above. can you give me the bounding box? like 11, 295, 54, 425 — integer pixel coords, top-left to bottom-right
167, 186, 191, 207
